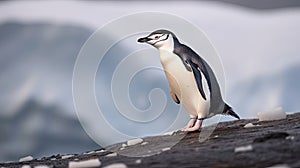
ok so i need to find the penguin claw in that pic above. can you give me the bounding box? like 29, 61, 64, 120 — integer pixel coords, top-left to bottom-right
181, 119, 203, 132
182, 118, 197, 129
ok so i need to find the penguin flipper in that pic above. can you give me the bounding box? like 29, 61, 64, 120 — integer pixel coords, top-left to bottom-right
170, 88, 180, 104
188, 60, 207, 100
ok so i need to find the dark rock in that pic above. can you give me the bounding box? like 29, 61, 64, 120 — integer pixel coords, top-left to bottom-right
1, 113, 299, 168
253, 132, 290, 143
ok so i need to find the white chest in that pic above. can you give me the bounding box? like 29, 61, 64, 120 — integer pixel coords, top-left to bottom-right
159, 50, 210, 117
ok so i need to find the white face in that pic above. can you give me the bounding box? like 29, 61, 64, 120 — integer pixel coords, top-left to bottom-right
146, 33, 174, 51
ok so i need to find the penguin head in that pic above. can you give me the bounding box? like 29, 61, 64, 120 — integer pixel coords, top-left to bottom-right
138, 29, 177, 51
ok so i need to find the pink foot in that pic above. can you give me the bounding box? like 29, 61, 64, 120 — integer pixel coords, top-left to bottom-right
181, 119, 203, 132
182, 118, 197, 130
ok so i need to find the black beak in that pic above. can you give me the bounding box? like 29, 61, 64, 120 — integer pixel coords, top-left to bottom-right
137, 37, 151, 43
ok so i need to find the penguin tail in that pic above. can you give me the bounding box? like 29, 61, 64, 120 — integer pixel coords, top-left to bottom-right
222, 104, 240, 120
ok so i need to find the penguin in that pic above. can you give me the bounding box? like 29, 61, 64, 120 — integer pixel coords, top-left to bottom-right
137, 29, 240, 132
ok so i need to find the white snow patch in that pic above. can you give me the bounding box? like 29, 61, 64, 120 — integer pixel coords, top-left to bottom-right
127, 138, 143, 146
162, 147, 171, 152
122, 144, 127, 148
135, 159, 142, 164
21, 165, 31, 168
120, 147, 125, 150
163, 131, 174, 136
103, 163, 127, 168
61, 155, 74, 159
257, 107, 286, 121
19, 156, 34, 162
266, 164, 290, 168
50, 158, 56, 161
105, 152, 117, 157
68, 159, 101, 168
141, 142, 149, 146
34, 165, 50, 168
95, 149, 106, 153
286, 136, 295, 140
234, 145, 253, 153
244, 123, 260, 128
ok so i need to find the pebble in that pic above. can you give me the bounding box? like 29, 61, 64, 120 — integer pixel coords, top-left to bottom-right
234, 145, 253, 153
105, 153, 117, 157
135, 159, 142, 164
103, 163, 127, 168
127, 138, 143, 146
68, 159, 101, 168
19, 156, 34, 162
61, 155, 74, 159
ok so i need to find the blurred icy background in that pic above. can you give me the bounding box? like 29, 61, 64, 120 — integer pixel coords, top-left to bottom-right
0, 0, 300, 162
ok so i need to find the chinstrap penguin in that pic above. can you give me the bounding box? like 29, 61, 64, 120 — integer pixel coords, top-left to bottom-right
138, 29, 240, 131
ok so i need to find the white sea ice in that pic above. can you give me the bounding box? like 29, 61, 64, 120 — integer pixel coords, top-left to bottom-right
68, 159, 101, 168
19, 156, 34, 162
103, 163, 127, 168
127, 138, 143, 146
234, 145, 253, 153
257, 107, 286, 121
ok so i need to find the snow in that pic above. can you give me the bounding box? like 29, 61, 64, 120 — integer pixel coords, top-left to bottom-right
103, 163, 127, 168
105, 153, 117, 157
127, 138, 143, 146
162, 147, 171, 152
163, 131, 174, 136
19, 156, 34, 162
50, 158, 56, 161
244, 123, 260, 128
135, 159, 142, 164
68, 159, 101, 168
257, 107, 286, 121
21, 165, 31, 168
61, 154, 74, 159
141, 142, 149, 146
122, 144, 127, 148
286, 136, 295, 140
267, 164, 290, 168
95, 149, 106, 153
234, 145, 253, 153
34, 165, 50, 168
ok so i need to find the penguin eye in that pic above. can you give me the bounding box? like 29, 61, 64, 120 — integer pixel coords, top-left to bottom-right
154, 36, 160, 39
